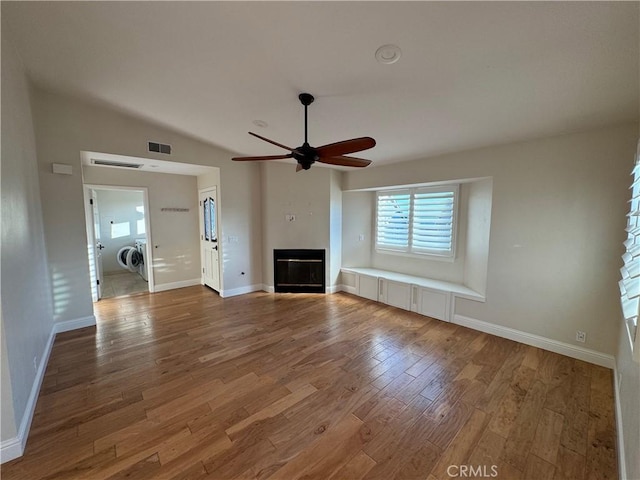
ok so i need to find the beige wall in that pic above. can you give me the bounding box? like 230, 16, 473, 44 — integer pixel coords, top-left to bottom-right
31, 88, 262, 322
1, 35, 54, 444
341, 191, 373, 269
83, 167, 201, 288
261, 163, 338, 289
344, 123, 638, 355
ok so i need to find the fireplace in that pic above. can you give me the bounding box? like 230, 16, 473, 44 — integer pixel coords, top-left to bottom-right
274, 249, 326, 293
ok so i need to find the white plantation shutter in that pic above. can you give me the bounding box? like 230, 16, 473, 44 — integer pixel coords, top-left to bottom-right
376, 191, 410, 250
412, 188, 456, 254
375, 186, 458, 258
620, 157, 640, 358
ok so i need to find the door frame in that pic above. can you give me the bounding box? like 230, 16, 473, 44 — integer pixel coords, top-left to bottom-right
83, 184, 155, 300
199, 186, 223, 292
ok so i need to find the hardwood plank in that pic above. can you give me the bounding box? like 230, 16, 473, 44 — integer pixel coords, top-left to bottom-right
429, 408, 490, 479
530, 408, 564, 465
327, 450, 376, 480
501, 380, 547, 471
523, 454, 555, 480
0, 288, 618, 480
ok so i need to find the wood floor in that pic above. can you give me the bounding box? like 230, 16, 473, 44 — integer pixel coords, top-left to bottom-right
2, 287, 618, 479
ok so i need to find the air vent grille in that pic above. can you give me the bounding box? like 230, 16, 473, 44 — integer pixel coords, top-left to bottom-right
92, 159, 143, 169
149, 142, 172, 154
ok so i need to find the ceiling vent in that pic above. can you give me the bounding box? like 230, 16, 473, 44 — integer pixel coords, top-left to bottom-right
148, 141, 172, 154
92, 159, 143, 169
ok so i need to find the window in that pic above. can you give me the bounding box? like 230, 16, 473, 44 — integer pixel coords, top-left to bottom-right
376, 185, 458, 258
620, 155, 640, 360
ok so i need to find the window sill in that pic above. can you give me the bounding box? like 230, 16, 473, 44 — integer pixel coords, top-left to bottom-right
375, 247, 456, 263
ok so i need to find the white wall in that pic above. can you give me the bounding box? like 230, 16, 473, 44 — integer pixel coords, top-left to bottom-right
1, 35, 54, 448
94, 189, 146, 273
30, 88, 262, 324
83, 167, 201, 288
344, 123, 638, 355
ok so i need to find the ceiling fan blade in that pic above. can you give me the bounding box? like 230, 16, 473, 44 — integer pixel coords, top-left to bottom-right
316, 137, 376, 158
317, 155, 372, 168
232, 154, 293, 162
248, 132, 293, 151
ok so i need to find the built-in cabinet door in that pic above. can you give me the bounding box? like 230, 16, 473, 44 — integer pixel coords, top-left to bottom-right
357, 274, 379, 301
412, 286, 450, 321
380, 279, 412, 310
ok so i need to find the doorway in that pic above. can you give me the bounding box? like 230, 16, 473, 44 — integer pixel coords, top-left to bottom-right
84, 185, 154, 301
199, 187, 220, 292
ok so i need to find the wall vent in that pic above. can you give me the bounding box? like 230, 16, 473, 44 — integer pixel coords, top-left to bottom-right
148, 141, 172, 154
92, 159, 143, 169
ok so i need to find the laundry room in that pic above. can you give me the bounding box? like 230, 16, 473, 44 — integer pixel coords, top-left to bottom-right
92, 188, 149, 298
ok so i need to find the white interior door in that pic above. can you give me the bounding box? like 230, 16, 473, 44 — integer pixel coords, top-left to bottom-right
90, 189, 104, 300
200, 187, 220, 292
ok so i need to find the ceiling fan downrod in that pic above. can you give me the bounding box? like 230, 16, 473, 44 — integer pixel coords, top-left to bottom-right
299, 93, 314, 145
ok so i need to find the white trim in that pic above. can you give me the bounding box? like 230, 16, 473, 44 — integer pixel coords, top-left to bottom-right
452, 314, 615, 369
326, 285, 341, 294
155, 278, 201, 292
219, 284, 263, 298
0, 328, 56, 464
83, 184, 155, 297
613, 366, 627, 480
53, 315, 96, 334
338, 284, 357, 295
0, 436, 22, 464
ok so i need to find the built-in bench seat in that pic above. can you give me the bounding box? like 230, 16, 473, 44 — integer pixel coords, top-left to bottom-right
340, 267, 485, 322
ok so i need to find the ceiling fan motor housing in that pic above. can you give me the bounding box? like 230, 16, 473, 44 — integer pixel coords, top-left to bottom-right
292, 142, 318, 170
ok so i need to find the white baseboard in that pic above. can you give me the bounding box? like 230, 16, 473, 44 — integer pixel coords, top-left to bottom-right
220, 284, 263, 298
613, 366, 627, 480
53, 315, 96, 334
0, 436, 22, 464
452, 314, 615, 369
154, 278, 201, 293
1, 327, 56, 463
262, 284, 275, 293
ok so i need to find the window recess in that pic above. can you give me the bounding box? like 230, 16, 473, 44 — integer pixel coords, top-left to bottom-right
375, 185, 458, 258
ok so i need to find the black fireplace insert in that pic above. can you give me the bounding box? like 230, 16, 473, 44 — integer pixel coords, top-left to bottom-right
273, 249, 326, 293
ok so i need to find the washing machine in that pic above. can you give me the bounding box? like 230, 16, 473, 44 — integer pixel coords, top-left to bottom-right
135, 239, 148, 281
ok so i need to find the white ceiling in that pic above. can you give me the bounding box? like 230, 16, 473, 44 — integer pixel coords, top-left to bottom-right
4, 2, 639, 168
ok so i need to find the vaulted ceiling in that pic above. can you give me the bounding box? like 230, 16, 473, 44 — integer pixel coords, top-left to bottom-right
4, 2, 638, 167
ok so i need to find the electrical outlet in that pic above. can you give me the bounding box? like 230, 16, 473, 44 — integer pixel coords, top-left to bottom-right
358, 234, 365, 241
285, 214, 296, 222
576, 331, 586, 343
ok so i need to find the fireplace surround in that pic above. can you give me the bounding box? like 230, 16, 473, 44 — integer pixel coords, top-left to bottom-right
273, 249, 326, 293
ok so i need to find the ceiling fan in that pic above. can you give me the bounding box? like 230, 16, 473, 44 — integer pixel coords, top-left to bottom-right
232, 93, 375, 172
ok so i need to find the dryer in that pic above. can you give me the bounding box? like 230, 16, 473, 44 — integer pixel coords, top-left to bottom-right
135, 239, 148, 281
